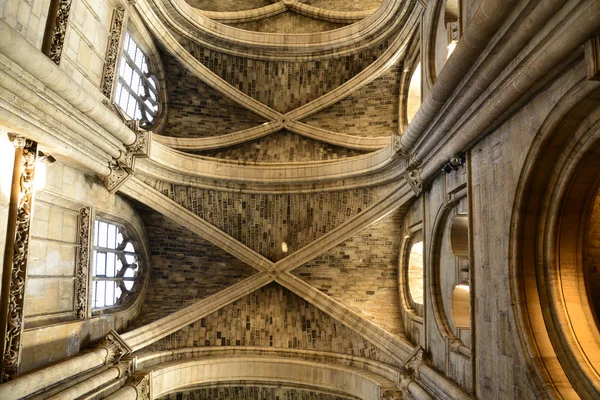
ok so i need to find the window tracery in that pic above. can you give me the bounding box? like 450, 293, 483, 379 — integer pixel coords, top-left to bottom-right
92, 219, 140, 310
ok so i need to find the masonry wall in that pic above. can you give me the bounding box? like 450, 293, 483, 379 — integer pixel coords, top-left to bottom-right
147, 282, 398, 366
181, 38, 391, 114
130, 207, 257, 327
0, 0, 50, 49
292, 210, 404, 335
20, 161, 149, 374
230, 13, 346, 33
302, 60, 402, 136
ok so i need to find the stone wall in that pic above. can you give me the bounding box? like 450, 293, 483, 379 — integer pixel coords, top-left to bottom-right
164, 184, 395, 262
587, 191, 600, 321
0, 0, 50, 49
230, 12, 346, 34
182, 39, 391, 114
293, 210, 403, 334
159, 386, 354, 400
130, 206, 257, 327
194, 130, 367, 161
302, 60, 402, 136
162, 51, 267, 137
147, 282, 396, 366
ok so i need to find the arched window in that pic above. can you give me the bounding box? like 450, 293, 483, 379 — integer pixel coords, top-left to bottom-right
408, 240, 424, 305
92, 219, 140, 310
115, 32, 159, 127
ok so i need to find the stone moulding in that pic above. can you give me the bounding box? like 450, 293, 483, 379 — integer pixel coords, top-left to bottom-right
585, 35, 600, 81
1, 139, 37, 382
101, 5, 127, 99
98, 330, 133, 364
48, 0, 73, 65
74, 207, 94, 320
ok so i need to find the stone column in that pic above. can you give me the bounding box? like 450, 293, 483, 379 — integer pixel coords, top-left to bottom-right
0, 137, 37, 382
0, 330, 131, 400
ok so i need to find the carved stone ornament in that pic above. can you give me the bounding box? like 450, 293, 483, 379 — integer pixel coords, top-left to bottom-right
447, 20, 460, 43
101, 5, 126, 99
585, 35, 600, 81
404, 168, 425, 197
126, 128, 151, 158
126, 372, 152, 400
97, 330, 132, 364
48, 0, 73, 65
382, 389, 405, 400
74, 207, 93, 319
400, 345, 427, 380
1, 139, 37, 382
100, 162, 132, 194
117, 151, 135, 172
114, 358, 135, 378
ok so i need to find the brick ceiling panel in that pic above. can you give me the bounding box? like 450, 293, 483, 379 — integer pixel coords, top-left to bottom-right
161, 51, 267, 138
292, 210, 404, 335
185, 0, 272, 12
129, 205, 257, 328
301, 0, 384, 11
228, 12, 347, 34
192, 130, 368, 161
147, 282, 397, 366
182, 39, 391, 114
163, 184, 396, 262
302, 60, 402, 136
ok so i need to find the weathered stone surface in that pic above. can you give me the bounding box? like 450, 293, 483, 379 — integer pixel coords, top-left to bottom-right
229, 12, 346, 34
159, 386, 354, 400
293, 210, 404, 334
147, 282, 396, 366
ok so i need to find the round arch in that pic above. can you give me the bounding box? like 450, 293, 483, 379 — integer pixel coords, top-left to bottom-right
510, 78, 600, 399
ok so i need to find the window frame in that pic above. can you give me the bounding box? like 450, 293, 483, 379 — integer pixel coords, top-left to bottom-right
91, 217, 142, 313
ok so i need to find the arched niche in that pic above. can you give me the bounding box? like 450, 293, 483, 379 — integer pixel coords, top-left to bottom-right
429, 190, 471, 354
408, 240, 424, 306
406, 62, 422, 125
426, 0, 461, 85
511, 81, 600, 399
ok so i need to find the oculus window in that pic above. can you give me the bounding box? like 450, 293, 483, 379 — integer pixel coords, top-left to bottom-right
92, 219, 140, 310
116, 32, 159, 127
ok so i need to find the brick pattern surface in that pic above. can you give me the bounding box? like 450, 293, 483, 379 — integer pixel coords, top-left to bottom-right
293, 210, 403, 334
147, 282, 396, 365
185, 0, 271, 12
162, 51, 267, 138
588, 192, 600, 319
230, 12, 346, 34
159, 387, 352, 400
303, 0, 383, 11
302, 60, 402, 136
130, 206, 257, 327
161, 185, 395, 262
194, 130, 367, 161
182, 39, 391, 114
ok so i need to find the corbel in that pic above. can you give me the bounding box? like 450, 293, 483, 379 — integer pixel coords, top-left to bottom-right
97, 330, 132, 365
124, 371, 152, 400
403, 168, 426, 197
401, 345, 427, 380
99, 162, 132, 194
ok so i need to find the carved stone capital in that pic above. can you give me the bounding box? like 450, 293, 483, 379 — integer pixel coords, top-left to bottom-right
100, 163, 131, 194
382, 389, 404, 400
125, 372, 152, 400
116, 151, 135, 172
403, 168, 425, 197
113, 358, 135, 378
126, 128, 151, 158
585, 35, 600, 81
74, 207, 93, 319
401, 345, 427, 380
97, 330, 132, 364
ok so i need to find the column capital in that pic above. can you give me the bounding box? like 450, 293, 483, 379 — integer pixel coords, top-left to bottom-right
401, 345, 427, 380
97, 330, 132, 365
125, 371, 152, 400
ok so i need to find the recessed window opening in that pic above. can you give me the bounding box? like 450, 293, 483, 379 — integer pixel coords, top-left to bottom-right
115, 33, 159, 127
92, 220, 139, 310
406, 62, 422, 124
408, 241, 424, 305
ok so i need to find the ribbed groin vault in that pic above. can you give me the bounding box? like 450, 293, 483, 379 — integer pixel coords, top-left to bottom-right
1, 0, 600, 399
